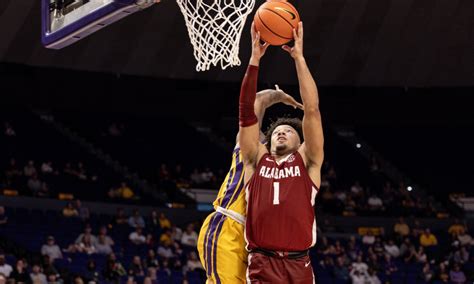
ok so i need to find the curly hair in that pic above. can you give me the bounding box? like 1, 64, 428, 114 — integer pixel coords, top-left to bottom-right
264, 117, 303, 151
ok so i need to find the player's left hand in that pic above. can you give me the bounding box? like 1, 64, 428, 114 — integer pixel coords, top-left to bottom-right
274, 85, 304, 110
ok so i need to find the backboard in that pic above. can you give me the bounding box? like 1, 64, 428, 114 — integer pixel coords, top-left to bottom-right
42, 0, 155, 49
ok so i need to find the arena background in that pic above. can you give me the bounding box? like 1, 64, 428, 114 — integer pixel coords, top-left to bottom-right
0, 0, 473, 283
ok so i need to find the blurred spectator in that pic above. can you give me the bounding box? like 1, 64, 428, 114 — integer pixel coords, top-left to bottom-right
351, 255, 368, 274
366, 268, 381, 284
41, 236, 63, 262
27, 174, 43, 195
393, 217, 410, 239
411, 219, 424, 238
10, 259, 30, 284
0, 254, 13, 277
68, 234, 96, 254
5, 158, 22, 187
41, 255, 59, 281
113, 208, 128, 226
30, 264, 47, 284
186, 252, 203, 272
4, 122, 16, 137
399, 238, 412, 258
449, 263, 466, 284
144, 250, 159, 269
349, 268, 367, 284
103, 254, 126, 283
157, 240, 175, 260
457, 231, 473, 246
415, 246, 428, 263
383, 255, 398, 276
384, 239, 400, 258
24, 161, 37, 177
181, 224, 198, 247
128, 210, 145, 228
420, 228, 438, 247
96, 235, 113, 255
420, 263, 434, 282
435, 262, 450, 282
362, 231, 375, 245
62, 202, 79, 218
158, 213, 171, 230
129, 227, 146, 245
451, 244, 469, 264
350, 181, 363, 196
448, 219, 466, 238
75, 225, 97, 245
171, 224, 183, 243
189, 169, 203, 185
109, 182, 134, 200
367, 193, 384, 211
98, 226, 114, 246
148, 210, 160, 232
40, 162, 54, 175
332, 256, 349, 281
0, 207, 8, 225
74, 200, 90, 221
128, 256, 144, 277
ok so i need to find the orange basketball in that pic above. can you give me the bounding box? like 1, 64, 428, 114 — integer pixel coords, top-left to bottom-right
254, 0, 300, 46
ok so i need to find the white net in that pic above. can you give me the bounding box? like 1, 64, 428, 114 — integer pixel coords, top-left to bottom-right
176, 0, 255, 71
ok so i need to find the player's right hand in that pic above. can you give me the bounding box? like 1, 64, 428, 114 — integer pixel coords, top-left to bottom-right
250, 22, 269, 62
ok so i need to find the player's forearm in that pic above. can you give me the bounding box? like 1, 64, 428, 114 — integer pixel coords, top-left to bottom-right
295, 57, 319, 112
239, 65, 259, 127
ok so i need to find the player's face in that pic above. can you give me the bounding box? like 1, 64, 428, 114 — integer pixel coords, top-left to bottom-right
271, 125, 301, 155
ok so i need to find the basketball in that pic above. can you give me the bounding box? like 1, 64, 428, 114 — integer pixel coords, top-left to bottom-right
254, 0, 300, 46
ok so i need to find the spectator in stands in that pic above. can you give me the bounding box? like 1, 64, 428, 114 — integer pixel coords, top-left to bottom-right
384, 239, 400, 258
116, 182, 134, 199
41, 236, 63, 262
98, 226, 114, 246
71, 234, 96, 254
449, 263, 467, 284
366, 268, 381, 284
148, 210, 160, 232
158, 213, 171, 230
415, 246, 428, 263
171, 224, 183, 243
4, 122, 16, 137
62, 202, 79, 218
351, 255, 368, 274
24, 160, 37, 177
128, 210, 145, 228
451, 243, 469, 264
181, 224, 198, 248
0, 207, 8, 225
83, 260, 99, 284
368, 193, 384, 211
186, 251, 203, 272
74, 200, 90, 221
349, 268, 367, 284
128, 256, 144, 277
383, 254, 398, 277
393, 217, 410, 239
74, 224, 98, 245
96, 235, 113, 255
350, 181, 364, 196
129, 227, 146, 245
27, 174, 43, 195
346, 236, 361, 261
420, 263, 434, 282
30, 264, 47, 284
41, 255, 59, 282
420, 228, 438, 247
103, 254, 126, 283
113, 208, 128, 226
145, 250, 159, 269
362, 231, 376, 245
10, 259, 30, 284
37, 183, 50, 198
189, 169, 203, 186
399, 237, 412, 258
5, 158, 22, 188
0, 255, 12, 277
157, 240, 175, 260
448, 219, 466, 238
457, 230, 473, 246
40, 162, 54, 175
332, 256, 349, 281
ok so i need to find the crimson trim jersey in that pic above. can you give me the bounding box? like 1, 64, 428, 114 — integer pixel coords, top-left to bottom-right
245, 151, 318, 251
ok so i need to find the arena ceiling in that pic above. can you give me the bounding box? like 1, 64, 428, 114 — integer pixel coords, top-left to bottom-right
0, 0, 472, 87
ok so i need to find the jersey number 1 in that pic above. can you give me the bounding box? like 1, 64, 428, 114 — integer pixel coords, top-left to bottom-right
273, 182, 280, 205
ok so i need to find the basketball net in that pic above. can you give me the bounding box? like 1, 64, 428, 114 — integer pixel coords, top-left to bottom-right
176, 0, 255, 71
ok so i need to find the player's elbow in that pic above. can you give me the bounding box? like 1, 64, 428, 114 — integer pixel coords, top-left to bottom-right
304, 106, 320, 116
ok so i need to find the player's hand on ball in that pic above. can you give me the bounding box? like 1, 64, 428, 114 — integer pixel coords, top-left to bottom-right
250, 22, 269, 61
282, 22, 304, 60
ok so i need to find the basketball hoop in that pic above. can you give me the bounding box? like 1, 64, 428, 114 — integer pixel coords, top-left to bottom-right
176, 0, 255, 71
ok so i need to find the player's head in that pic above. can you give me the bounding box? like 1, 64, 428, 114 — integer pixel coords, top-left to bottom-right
265, 117, 303, 155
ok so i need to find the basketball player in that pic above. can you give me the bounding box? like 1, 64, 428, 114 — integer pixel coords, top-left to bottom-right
197, 87, 303, 284
239, 21, 324, 283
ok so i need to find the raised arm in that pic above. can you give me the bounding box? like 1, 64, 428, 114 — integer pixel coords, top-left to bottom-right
282, 22, 324, 186
239, 23, 269, 169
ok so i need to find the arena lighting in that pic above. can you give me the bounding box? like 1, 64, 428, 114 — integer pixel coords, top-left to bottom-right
407, 186, 413, 192
356, 143, 362, 149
